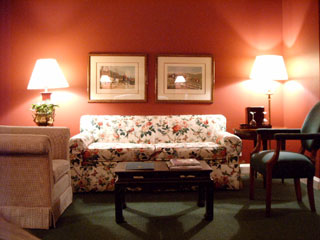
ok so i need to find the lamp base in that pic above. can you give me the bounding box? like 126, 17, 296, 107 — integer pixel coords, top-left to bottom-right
41, 92, 52, 101
266, 92, 273, 126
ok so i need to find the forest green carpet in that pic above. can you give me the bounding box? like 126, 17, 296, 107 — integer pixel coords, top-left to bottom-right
30, 177, 320, 240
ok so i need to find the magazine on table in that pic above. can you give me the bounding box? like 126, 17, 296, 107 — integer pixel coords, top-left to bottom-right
169, 158, 201, 166
167, 161, 202, 170
167, 159, 202, 170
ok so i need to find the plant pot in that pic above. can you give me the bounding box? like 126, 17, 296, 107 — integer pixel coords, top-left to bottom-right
32, 112, 55, 126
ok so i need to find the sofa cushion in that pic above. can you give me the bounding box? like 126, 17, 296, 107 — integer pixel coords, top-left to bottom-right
80, 114, 227, 144
154, 142, 227, 161
80, 115, 156, 143
87, 142, 156, 162
153, 115, 226, 143
52, 160, 70, 183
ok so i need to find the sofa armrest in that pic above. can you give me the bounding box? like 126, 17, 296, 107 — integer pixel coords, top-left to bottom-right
216, 132, 242, 159
69, 132, 95, 167
69, 132, 94, 152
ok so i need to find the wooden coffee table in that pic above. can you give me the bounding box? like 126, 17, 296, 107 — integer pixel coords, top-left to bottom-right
114, 161, 214, 223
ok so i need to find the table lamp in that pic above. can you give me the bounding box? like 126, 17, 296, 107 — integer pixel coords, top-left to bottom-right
28, 59, 69, 126
249, 55, 288, 126
27, 58, 69, 101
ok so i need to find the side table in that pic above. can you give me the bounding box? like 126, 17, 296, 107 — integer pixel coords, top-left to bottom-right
234, 128, 286, 151
234, 128, 268, 150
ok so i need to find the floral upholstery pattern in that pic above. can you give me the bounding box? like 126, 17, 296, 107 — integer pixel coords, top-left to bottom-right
88, 142, 156, 162
154, 142, 227, 161
69, 115, 242, 192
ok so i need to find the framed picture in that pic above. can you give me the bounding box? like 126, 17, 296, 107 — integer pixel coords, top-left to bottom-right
88, 53, 147, 102
156, 54, 214, 103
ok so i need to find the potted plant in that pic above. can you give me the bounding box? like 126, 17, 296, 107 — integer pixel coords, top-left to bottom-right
31, 102, 59, 126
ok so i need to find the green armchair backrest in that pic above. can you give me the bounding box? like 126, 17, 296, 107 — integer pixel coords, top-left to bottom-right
301, 101, 320, 151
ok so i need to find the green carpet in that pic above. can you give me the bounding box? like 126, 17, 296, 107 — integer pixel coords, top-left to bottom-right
30, 177, 320, 240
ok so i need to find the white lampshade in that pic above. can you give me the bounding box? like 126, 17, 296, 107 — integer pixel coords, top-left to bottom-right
175, 75, 186, 83
28, 59, 69, 91
250, 55, 288, 81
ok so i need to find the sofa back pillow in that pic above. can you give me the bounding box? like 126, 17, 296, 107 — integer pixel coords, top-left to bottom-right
80, 115, 155, 143
152, 115, 226, 143
80, 114, 226, 144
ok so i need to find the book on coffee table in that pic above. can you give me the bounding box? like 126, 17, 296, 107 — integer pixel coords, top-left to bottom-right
126, 162, 155, 170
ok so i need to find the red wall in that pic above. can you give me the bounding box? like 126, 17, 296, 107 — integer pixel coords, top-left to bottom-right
283, 0, 319, 127
283, 0, 320, 175
0, 0, 318, 165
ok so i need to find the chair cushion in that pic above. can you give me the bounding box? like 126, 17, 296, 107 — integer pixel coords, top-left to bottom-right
52, 160, 70, 183
52, 173, 71, 202
251, 150, 315, 178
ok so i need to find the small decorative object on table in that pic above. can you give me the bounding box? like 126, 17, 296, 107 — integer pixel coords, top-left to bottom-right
240, 106, 272, 129
167, 158, 202, 170
31, 101, 58, 126
263, 111, 269, 125
249, 111, 257, 127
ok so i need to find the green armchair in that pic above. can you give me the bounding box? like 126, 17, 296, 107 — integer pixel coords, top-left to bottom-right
250, 102, 320, 217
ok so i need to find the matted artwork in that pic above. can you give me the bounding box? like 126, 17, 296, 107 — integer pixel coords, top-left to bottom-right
88, 53, 147, 102
156, 55, 214, 103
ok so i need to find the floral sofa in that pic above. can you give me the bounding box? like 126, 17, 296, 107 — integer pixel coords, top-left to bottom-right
69, 115, 242, 192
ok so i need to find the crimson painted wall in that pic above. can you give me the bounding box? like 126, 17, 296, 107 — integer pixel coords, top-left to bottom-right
282, 0, 320, 175
283, 0, 319, 127
0, 0, 318, 166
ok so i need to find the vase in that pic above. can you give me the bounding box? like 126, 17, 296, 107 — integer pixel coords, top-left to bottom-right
32, 111, 55, 126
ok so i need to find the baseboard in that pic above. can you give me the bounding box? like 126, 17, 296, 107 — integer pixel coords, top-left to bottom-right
240, 163, 250, 176
301, 177, 320, 190
240, 163, 320, 190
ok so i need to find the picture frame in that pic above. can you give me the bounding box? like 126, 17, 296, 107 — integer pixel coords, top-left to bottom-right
88, 53, 147, 102
156, 54, 214, 103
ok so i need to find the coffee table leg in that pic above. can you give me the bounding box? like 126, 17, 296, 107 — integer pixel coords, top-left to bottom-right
122, 188, 127, 209
198, 184, 205, 207
115, 184, 125, 223
204, 181, 214, 221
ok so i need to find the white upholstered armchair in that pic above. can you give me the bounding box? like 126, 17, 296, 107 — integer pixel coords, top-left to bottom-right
0, 126, 73, 229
